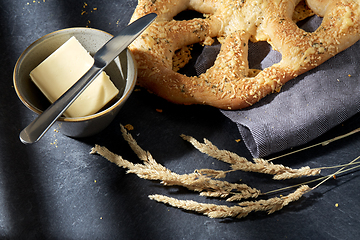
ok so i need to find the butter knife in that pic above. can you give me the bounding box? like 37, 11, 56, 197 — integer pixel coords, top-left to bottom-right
20, 13, 157, 144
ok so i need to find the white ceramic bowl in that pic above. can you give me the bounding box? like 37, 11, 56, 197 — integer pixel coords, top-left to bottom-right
13, 27, 137, 138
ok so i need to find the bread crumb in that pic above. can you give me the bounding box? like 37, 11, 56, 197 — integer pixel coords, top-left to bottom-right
156, 109, 163, 113
50, 139, 58, 148
124, 124, 134, 131
235, 139, 241, 142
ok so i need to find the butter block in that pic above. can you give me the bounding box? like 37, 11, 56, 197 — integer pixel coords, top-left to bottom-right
30, 36, 119, 118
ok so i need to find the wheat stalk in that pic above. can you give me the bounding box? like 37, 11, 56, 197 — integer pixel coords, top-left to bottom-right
262, 160, 360, 195
149, 185, 310, 218
266, 127, 360, 161
181, 134, 320, 179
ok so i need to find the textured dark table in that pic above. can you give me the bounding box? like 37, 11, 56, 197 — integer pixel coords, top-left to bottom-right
1, 0, 360, 239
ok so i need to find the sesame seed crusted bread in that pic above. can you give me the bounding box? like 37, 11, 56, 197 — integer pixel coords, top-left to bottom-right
129, 0, 360, 110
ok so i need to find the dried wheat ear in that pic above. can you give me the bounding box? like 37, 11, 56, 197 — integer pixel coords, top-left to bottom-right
90, 124, 317, 218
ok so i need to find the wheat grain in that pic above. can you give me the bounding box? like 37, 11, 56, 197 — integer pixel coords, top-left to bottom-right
195, 169, 230, 179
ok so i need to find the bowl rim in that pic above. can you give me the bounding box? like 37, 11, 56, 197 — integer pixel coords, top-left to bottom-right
13, 27, 137, 122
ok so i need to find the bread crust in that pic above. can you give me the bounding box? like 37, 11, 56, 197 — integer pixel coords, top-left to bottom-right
129, 0, 360, 110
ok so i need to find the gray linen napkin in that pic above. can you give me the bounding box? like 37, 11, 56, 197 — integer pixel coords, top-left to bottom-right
195, 16, 360, 157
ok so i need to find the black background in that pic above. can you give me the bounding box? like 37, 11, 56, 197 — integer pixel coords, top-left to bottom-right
1, 0, 360, 239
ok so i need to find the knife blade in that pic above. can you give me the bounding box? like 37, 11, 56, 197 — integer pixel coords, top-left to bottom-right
19, 13, 157, 144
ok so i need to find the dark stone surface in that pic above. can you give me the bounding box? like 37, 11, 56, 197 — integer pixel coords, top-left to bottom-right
1, 0, 359, 239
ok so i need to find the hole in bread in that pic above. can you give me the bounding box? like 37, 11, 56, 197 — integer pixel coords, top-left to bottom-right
292, 0, 314, 23
293, 0, 322, 33
175, 43, 205, 77
171, 10, 211, 76
297, 15, 323, 33
175, 38, 224, 77
248, 41, 282, 71
173, 10, 205, 21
